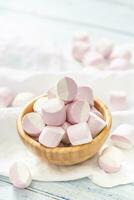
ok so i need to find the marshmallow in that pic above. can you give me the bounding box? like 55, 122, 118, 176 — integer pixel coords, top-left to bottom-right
67, 122, 92, 145
0, 87, 15, 107
72, 41, 90, 62
67, 101, 90, 124
95, 38, 114, 58
90, 106, 104, 119
12, 92, 35, 107
111, 124, 134, 149
42, 98, 66, 126
33, 97, 48, 113
47, 87, 57, 98
9, 162, 32, 188
22, 112, 45, 137
83, 51, 104, 67
109, 90, 127, 111
88, 112, 106, 138
57, 77, 78, 102
110, 47, 132, 60
109, 58, 129, 70
61, 122, 71, 144
75, 86, 94, 106
39, 126, 65, 147
73, 32, 90, 43
98, 146, 123, 173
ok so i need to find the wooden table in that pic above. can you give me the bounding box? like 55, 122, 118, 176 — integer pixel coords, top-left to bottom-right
0, 0, 134, 199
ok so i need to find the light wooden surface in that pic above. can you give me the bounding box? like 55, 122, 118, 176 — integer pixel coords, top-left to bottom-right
0, 0, 134, 199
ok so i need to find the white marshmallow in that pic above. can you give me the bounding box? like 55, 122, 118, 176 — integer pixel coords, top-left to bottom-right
83, 51, 104, 67
9, 161, 32, 188
33, 97, 48, 113
12, 92, 35, 107
98, 146, 123, 173
39, 126, 65, 148
111, 124, 134, 149
109, 58, 129, 70
67, 122, 92, 145
88, 112, 106, 138
110, 46, 132, 60
0, 87, 15, 107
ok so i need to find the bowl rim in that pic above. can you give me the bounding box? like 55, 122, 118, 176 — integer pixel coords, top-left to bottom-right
17, 95, 112, 153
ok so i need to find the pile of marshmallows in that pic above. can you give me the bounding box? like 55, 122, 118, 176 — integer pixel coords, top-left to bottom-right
22, 77, 107, 147
72, 32, 132, 70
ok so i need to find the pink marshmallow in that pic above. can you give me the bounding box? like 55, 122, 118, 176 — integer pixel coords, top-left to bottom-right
47, 87, 57, 98
90, 106, 104, 119
67, 122, 92, 145
111, 124, 134, 149
0, 87, 15, 107
109, 58, 129, 70
12, 92, 35, 107
57, 77, 78, 102
73, 31, 90, 43
95, 38, 114, 58
33, 97, 48, 113
98, 146, 123, 173
110, 47, 132, 60
75, 86, 94, 106
67, 101, 90, 124
41, 98, 66, 126
22, 112, 45, 137
88, 112, 106, 138
61, 122, 71, 144
39, 126, 65, 148
72, 41, 90, 62
83, 51, 104, 67
9, 162, 32, 188
109, 90, 127, 111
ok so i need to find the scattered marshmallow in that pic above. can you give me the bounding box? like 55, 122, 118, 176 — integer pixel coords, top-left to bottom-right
83, 51, 104, 67
88, 112, 106, 138
9, 162, 32, 189
109, 58, 129, 70
33, 96, 48, 113
67, 101, 90, 124
109, 90, 127, 111
41, 98, 66, 126
67, 122, 92, 145
111, 124, 134, 149
39, 126, 65, 147
0, 87, 15, 108
61, 122, 71, 144
72, 41, 90, 62
57, 77, 78, 102
110, 46, 132, 60
12, 92, 35, 107
75, 86, 94, 105
98, 146, 123, 173
73, 31, 90, 43
95, 38, 114, 58
22, 112, 45, 137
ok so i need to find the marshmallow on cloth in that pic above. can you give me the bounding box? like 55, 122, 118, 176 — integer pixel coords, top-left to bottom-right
57, 77, 78, 102
66, 100, 90, 124
109, 90, 127, 111
110, 46, 132, 60
83, 51, 104, 67
12, 92, 35, 107
98, 146, 123, 173
39, 126, 65, 147
95, 38, 114, 58
73, 31, 90, 43
41, 98, 66, 126
88, 112, 106, 138
9, 162, 32, 189
111, 124, 134, 149
0, 87, 15, 107
67, 122, 92, 145
33, 96, 48, 113
61, 122, 71, 144
75, 86, 94, 106
72, 41, 90, 62
109, 58, 129, 70
22, 112, 45, 137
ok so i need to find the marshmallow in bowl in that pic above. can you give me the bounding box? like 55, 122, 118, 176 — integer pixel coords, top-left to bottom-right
88, 112, 106, 138
83, 51, 104, 67
67, 122, 92, 145
66, 101, 90, 124
72, 41, 90, 62
39, 126, 65, 148
109, 58, 129, 70
75, 86, 94, 106
73, 31, 90, 43
110, 46, 132, 60
9, 161, 32, 189
57, 77, 78, 102
41, 98, 66, 126
90, 106, 104, 119
95, 38, 114, 58
111, 124, 134, 149
0, 87, 15, 108
109, 90, 127, 111
12, 92, 35, 107
61, 122, 71, 144
98, 146, 123, 173
33, 96, 48, 113
22, 112, 45, 137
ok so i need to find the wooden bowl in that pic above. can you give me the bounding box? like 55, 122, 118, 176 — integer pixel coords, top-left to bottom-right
17, 95, 112, 165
